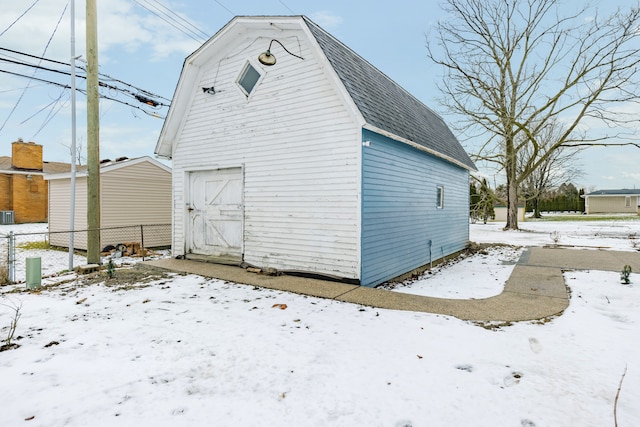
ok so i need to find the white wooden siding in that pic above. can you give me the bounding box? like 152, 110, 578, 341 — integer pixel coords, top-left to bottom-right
171, 29, 361, 279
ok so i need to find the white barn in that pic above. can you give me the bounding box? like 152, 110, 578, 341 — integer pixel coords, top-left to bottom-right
155, 16, 476, 286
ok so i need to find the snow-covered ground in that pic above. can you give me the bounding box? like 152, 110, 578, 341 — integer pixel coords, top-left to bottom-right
472, 215, 639, 249
384, 216, 639, 299
380, 245, 523, 299
0, 223, 169, 283
1, 216, 639, 427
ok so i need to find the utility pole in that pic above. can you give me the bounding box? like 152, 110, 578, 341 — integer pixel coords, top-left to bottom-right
68, 0, 77, 271
86, 0, 100, 264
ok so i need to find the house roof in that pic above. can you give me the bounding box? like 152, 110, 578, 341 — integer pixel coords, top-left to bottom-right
302, 17, 476, 171
45, 156, 170, 180
156, 16, 476, 171
585, 189, 640, 196
0, 156, 75, 175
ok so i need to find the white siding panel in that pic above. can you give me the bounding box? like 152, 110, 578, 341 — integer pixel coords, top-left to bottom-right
48, 160, 171, 250
101, 161, 172, 226
100, 161, 172, 248
48, 178, 88, 249
48, 180, 71, 235
587, 196, 639, 214
171, 29, 360, 279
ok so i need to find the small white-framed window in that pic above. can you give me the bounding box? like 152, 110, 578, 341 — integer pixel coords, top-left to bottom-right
237, 62, 261, 96
436, 185, 444, 209
625, 196, 631, 207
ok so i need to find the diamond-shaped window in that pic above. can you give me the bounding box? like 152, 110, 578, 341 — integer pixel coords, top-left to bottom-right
237, 62, 261, 96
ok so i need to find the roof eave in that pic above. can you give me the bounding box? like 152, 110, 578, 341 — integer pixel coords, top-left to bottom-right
46, 156, 169, 180
363, 124, 477, 172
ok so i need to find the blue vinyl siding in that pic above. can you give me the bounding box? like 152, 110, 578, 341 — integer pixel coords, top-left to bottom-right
361, 129, 470, 287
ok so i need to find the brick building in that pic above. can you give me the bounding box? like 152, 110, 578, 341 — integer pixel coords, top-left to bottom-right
0, 140, 73, 223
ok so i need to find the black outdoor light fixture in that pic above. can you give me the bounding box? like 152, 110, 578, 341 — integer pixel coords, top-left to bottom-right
258, 39, 304, 66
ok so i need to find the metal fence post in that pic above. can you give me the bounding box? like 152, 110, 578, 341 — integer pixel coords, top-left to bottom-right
140, 224, 145, 261
8, 231, 15, 283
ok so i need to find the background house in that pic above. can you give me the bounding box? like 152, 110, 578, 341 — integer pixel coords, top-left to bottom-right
583, 189, 640, 214
0, 139, 72, 224
46, 156, 172, 250
155, 16, 476, 287
493, 204, 526, 222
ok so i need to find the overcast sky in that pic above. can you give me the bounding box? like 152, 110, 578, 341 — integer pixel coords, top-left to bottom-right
1, 0, 638, 191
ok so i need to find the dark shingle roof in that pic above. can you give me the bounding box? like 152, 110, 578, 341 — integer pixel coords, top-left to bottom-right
586, 189, 640, 196
303, 17, 476, 170
0, 156, 75, 174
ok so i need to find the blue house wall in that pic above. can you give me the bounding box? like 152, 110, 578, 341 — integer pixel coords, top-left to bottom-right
360, 129, 470, 287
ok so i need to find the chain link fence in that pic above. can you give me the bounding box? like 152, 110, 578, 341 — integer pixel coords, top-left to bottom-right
1, 224, 171, 284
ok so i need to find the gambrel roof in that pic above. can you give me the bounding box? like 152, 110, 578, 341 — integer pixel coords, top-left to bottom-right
302, 17, 476, 170
156, 16, 475, 171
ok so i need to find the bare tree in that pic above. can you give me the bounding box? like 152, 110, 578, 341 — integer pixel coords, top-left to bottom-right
521, 147, 583, 218
60, 137, 85, 166
517, 120, 583, 218
427, 0, 640, 229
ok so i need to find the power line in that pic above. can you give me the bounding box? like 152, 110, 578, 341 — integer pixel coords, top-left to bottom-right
0, 0, 42, 38
0, 57, 81, 79
0, 47, 172, 102
213, 0, 235, 16
90, 67, 171, 102
1, 0, 185, 132
131, 0, 207, 43
99, 92, 166, 118
145, 0, 209, 39
30, 90, 69, 139
0, 0, 179, 137
0, 69, 70, 88
0, 47, 74, 68
0, 1, 69, 139
0, 83, 49, 94
0, 63, 170, 108
0, 69, 166, 118
279, 0, 295, 14
20, 90, 67, 125
0, 1, 68, 133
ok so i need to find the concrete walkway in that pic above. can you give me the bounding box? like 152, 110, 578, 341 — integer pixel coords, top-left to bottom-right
144, 247, 640, 322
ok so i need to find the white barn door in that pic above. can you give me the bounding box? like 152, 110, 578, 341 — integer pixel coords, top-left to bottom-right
187, 168, 243, 261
